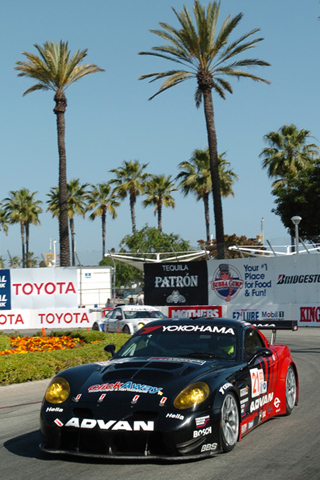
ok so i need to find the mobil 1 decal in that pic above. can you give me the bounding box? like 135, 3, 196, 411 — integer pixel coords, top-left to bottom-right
144, 261, 208, 306
0, 270, 11, 310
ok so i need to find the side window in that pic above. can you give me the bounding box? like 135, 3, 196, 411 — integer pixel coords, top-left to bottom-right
244, 329, 264, 361
112, 308, 120, 319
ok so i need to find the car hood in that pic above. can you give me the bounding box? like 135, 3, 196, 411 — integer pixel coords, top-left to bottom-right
61, 356, 233, 411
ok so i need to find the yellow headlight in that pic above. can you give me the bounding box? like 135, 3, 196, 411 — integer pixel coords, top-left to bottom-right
45, 376, 70, 404
137, 322, 145, 330
173, 382, 210, 410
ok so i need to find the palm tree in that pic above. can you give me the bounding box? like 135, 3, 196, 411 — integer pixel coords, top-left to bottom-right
9, 256, 21, 268
47, 179, 88, 266
15, 41, 104, 266
139, 1, 269, 258
143, 174, 177, 232
25, 252, 38, 268
86, 182, 120, 258
176, 148, 237, 241
0, 203, 9, 256
109, 160, 149, 233
259, 124, 319, 188
3, 189, 42, 268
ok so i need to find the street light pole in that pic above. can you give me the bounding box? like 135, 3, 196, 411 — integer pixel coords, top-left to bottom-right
291, 216, 302, 254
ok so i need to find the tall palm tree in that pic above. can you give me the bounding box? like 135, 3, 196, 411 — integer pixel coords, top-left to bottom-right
47, 179, 88, 266
176, 148, 237, 241
143, 174, 177, 232
109, 160, 149, 233
24, 193, 42, 266
259, 124, 319, 188
139, 1, 269, 258
15, 41, 104, 266
3, 189, 42, 267
0, 203, 9, 256
86, 182, 120, 258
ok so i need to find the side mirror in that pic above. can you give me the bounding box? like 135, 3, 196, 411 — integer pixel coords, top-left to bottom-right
248, 347, 273, 365
104, 344, 116, 357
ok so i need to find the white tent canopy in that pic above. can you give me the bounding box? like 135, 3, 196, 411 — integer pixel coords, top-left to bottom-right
104, 250, 209, 271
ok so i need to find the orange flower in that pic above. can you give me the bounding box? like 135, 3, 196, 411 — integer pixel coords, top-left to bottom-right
0, 335, 86, 355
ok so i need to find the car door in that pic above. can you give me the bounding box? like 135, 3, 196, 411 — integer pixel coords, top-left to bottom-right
107, 308, 123, 332
238, 327, 278, 430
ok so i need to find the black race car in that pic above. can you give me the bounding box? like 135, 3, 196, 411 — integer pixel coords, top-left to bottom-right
40, 318, 299, 460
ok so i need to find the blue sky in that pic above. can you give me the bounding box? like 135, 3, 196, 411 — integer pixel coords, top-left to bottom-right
0, 0, 319, 265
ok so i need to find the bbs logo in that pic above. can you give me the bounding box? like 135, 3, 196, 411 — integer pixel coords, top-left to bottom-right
201, 443, 218, 452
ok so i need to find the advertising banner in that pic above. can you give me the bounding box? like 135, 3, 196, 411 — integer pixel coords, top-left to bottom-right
0, 308, 91, 330
168, 305, 224, 318
145, 255, 320, 325
9, 268, 78, 310
0, 270, 11, 310
144, 261, 208, 306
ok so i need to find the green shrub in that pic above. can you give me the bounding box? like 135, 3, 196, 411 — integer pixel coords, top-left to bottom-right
0, 330, 129, 386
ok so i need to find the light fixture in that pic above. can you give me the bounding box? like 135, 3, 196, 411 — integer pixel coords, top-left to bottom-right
291, 216, 302, 254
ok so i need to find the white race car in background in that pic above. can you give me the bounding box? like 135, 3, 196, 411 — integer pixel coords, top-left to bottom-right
92, 305, 167, 334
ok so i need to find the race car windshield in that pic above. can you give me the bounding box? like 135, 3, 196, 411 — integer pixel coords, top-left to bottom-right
116, 330, 237, 360
123, 311, 166, 319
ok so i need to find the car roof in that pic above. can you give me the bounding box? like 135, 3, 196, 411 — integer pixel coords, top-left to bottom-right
118, 305, 161, 311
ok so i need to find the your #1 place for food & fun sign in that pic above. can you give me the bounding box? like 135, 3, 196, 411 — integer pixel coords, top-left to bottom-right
0, 268, 91, 330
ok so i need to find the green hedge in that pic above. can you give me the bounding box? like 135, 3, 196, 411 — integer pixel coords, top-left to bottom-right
0, 330, 129, 386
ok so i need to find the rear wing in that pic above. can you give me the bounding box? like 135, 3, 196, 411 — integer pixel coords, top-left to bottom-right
248, 320, 298, 344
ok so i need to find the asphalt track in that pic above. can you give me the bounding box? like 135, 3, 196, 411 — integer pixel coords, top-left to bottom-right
1, 328, 319, 480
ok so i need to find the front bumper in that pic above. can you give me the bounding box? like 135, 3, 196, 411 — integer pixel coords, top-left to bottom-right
40, 406, 222, 460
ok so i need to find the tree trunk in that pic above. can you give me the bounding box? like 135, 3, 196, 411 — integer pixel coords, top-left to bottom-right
54, 90, 70, 267
102, 210, 106, 258
203, 193, 210, 242
25, 223, 29, 267
130, 193, 136, 233
70, 218, 75, 267
20, 222, 25, 268
158, 199, 162, 232
202, 89, 225, 259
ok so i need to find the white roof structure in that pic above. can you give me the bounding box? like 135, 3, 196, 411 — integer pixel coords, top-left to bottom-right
104, 250, 209, 271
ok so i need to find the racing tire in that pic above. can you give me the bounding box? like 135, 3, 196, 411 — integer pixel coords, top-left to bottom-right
285, 364, 297, 415
220, 392, 239, 453
92, 322, 99, 331
122, 325, 130, 334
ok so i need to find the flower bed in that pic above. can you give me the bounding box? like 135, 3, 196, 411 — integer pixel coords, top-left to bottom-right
0, 335, 86, 356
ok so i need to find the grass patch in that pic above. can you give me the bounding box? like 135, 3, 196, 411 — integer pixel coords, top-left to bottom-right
0, 330, 129, 386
